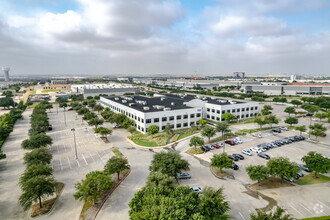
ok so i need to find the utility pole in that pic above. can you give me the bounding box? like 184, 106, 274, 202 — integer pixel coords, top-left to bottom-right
71, 128, 78, 159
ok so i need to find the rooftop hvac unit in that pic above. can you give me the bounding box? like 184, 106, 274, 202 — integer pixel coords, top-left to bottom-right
202, 97, 206, 100
231, 101, 236, 104
161, 97, 165, 101
171, 102, 175, 106
143, 107, 150, 110
129, 103, 136, 106
115, 98, 119, 100
164, 107, 171, 111
122, 100, 127, 103
127, 97, 133, 101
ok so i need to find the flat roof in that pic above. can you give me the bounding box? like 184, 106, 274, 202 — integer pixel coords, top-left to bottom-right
165, 93, 246, 105
103, 95, 195, 113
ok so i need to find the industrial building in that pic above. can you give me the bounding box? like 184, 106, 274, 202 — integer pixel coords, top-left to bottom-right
100, 93, 259, 134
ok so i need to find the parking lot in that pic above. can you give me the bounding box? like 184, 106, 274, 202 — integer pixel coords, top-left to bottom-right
185, 128, 330, 219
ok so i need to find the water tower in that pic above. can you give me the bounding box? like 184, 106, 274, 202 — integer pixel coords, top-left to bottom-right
2, 67, 10, 82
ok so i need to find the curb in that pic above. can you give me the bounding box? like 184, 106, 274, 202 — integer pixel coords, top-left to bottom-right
126, 133, 201, 150
93, 169, 132, 220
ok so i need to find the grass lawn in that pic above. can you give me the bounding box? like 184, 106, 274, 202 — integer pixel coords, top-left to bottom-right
296, 173, 330, 185
42, 89, 61, 93
29, 90, 36, 95
173, 131, 199, 141
111, 147, 124, 157
31, 182, 64, 217
299, 216, 330, 220
187, 148, 204, 154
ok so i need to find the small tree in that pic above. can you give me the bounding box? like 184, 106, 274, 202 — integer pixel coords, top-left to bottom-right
19, 164, 53, 184
146, 172, 175, 188
222, 112, 236, 122
83, 112, 97, 121
189, 136, 204, 151
291, 100, 302, 107
95, 127, 112, 137
246, 165, 269, 186
197, 119, 207, 127
263, 105, 273, 111
302, 151, 330, 178
265, 115, 279, 128
201, 125, 216, 143
88, 117, 104, 129
104, 156, 130, 180
73, 171, 113, 205
309, 123, 326, 140
250, 206, 294, 220
147, 125, 159, 135
216, 122, 230, 139
77, 107, 89, 115
93, 104, 104, 113
315, 112, 327, 121
122, 118, 134, 129
267, 157, 300, 182
284, 107, 295, 116
19, 175, 56, 210
295, 125, 306, 135
164, 123, 173, 135
284, 117, 298, 126
149, 151, 189, 180
254, 116, 267, 129
24, 148, 52, 167
211, 153, 233, 173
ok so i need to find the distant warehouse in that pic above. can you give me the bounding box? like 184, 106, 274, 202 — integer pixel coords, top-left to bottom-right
83, 87, 139, 98
100, 93, 258, 134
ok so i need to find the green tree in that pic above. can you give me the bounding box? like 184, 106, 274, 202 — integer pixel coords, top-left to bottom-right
104, 156, 130, 180
88, 100, 96, 108
19, 164, 53, 184
88, 117, 104, 129
146, 172, 175, 188
250, 206, 294, 220
83, 112, 97, 121
199, 187, 231, 219
164, 123, 173, 135
77, 107, 89, 115
284, 107, 295, 116
21, 133, 53, 150
189, 136, 204, 151
93, 104, 104, 113
267, 157, 300, 182
222, 112, 236, 122
302, 151, 330, 178
122, 118, 134, 129
246, 165, 269, 186
263, 105, 273, 111
309, 123, 326, 139
201, 125, 216, 143
147, 125, 159, 135
0, 97, 15, 109
112, 113, 127, 126
24, 148, 52, 167
295, 125, 306, 135
149, 151, 189, 180
254, 116, 267, 129
73, 171, 113, 205
95, 127, 112, 137
211, 153, 233, 173
265, 115, 279, 128
215, 122, 230, 139
59, 102, 67, 110
284, 117, 298, 126
262, 109, 270, 115
291, 100, 302, 106
19, 175, 56, 210
315, 112, 327, 121
197, 119, 207, 127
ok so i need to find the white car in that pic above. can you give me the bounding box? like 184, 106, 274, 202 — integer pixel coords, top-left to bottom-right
257, 147, 266, 152
280, 127, 289, 131
235, 138, 243, 144
250, 147, 262, 154
191, 187, 203, 194
216, 142, 224, 147
206, 144, 214, 150
242, 149, 253, 156
252, 133, 262, 138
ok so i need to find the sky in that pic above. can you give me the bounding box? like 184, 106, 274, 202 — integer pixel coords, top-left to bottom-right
0, 0, 329, 76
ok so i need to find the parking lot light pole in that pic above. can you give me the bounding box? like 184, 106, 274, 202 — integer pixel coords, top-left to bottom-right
71, 128, 78, 160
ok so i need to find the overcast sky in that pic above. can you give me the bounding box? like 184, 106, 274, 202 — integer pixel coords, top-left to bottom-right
0, 0, 329, 76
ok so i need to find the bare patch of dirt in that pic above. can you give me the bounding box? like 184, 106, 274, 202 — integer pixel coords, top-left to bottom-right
100, 137, 109, 143
210, 166, 229, 179
249, 177, 294, 190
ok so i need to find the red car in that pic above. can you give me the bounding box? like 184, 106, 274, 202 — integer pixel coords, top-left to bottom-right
211, 143, 220, 149
322, 133, 327, 137
225, 140, 235, 145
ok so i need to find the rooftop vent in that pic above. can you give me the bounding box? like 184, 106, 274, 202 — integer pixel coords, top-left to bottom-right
143, 107, 150, 111
171, 102, 175, 106
129, 103, 135, 106
164, 107, 171, 111
115, 97, 119, 100
122, 100, 127, 103
161, 97, 166, 101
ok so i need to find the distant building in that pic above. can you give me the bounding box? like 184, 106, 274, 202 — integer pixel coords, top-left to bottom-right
2, 67, 10, 82
83, 88, 138, 98
43, 84, 71, 90
233, 72, 245, 79
51, 79, 69, 84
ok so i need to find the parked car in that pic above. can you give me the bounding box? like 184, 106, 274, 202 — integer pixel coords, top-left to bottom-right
295, 172, 304, 179
191, 187, 203, 193
113, 124, 121, 128
284, 176, 295, 182
211, 143, 220, 149
229, 155, 239, 161
204, 145, 212, 151
280, 127, 289, 131
306, 113, 313, 117
232, 163, 239, 170
48, 125, 53, 131
252, 133, 262, 138
232, 153, 244, 160
216, 142, 224, 147
225, 140, 235, 145
234, 138, 243, 144
322, 133, 327, 137
200, 146, 210, 152
298, 164, 311, 172
177, 173, 191, 179
250, 147, 262, 154
205, 144, 214, 150
272, 128, 281, 133
67, 107, 73, 111
242, 149, 253, 156
258, 153, 270, 159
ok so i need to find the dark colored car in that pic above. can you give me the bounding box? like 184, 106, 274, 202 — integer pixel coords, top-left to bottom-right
48, 125, 53, 131
272, 128, 281, 133
204, 145, 212, 151
177, 173, 191, 179
232, 153, 245, 160
67, 107, 73, 111
258, 153, 270, 159
229, 155, 239, 161
306, 113, 313, 116
232, 163, 239, 170
295, 172, 304, 179
225, 140, 235, 145
200, 146, 209, 152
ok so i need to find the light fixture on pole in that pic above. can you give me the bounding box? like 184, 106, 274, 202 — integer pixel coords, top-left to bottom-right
71, 128, 78, 160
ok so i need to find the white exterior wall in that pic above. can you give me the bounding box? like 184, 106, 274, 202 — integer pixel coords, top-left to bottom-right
100, 97, 202, 134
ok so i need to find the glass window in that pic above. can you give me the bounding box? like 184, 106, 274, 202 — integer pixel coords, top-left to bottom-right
207, 108, 210, 112
222, 110, 225, 114
162, 126, 165, 130
216, 117, 220, 121
242, 108, 245, 112
246, 108, 249, 111
190, 114, 195, 118
217, 110, 220, 114
237, 109, 240, 112
211, 116, 215, 120
246, 114, 249, 117
162, 117, 167, 122
177, 123, 181, 128
232, 109, 236, 113
212, 109, 215, 113
207, 115, 210, 118
183, 115, 188, 119
250, 107, 253, 110
183, 122, 188, 127
196, 113, 201, 117
227, 110, 230, 113
154, 118, 159, 122
141, 119, 144, 123
255, 107, 258, 110
177, 115, 181, 120
146, 119, 151, 123
169, 116, 174, 121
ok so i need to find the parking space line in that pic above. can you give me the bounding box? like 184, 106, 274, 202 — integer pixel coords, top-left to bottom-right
288, 203, 304, 218
317, 200, 330, 210
59, 158, 63, 171
56, 145, 60, 153
76, 159, 80, 167
82, 153, 88, 165
67, 157, 72, 169
238, 212, 246, 220
88, 152, 95, 162
299, 203, 314, 215
97, 151, 105, 162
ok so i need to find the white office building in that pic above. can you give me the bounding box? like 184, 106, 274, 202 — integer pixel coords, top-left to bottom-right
100, 93, 259, 134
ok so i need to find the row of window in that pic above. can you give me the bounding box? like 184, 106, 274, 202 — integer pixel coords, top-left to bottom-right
206, 106, 258, 114
146, 113, 201, 124
141, 122, 196, 132
206, 113, 257, 121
